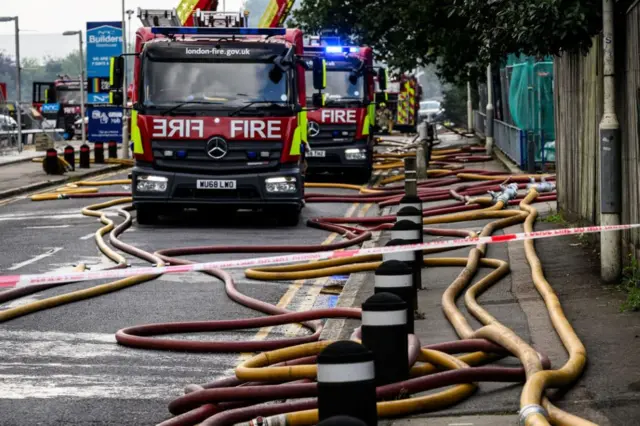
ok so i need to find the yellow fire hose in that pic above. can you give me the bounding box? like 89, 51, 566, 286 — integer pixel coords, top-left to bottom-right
6, 152, 594, 425
0, 197, 162, 323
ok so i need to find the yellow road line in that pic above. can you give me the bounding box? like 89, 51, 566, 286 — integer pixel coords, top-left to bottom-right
238, 201, 362, 362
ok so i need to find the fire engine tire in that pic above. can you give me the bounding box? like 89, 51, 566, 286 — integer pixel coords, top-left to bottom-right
136, 204, 158, 226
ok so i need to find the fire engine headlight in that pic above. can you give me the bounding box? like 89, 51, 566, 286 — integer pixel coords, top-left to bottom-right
345, 148, 367, 161
265, 176, 297, 193
136, 175, 168, 193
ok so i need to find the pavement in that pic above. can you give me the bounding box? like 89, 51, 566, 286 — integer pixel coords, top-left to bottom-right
0, 140, 123, 200
326, 133, 640, 425
0, 140, 93, 167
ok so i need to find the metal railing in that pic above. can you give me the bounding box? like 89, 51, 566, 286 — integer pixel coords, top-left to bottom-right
473, 110, 486, 137
494, 119, 525, 166
473, 109, 528, 168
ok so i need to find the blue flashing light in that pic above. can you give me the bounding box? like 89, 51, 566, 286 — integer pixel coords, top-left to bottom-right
325, 46, 360, 54
151, 27, 286, 36
325, 46, 343, 53
247, 151, 258, 160
176, 150, 187, 158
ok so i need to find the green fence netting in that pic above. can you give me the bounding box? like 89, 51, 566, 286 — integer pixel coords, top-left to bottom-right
505, 54, 555, 162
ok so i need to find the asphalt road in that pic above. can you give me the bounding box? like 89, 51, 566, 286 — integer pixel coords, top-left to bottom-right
0, 169, 378, 425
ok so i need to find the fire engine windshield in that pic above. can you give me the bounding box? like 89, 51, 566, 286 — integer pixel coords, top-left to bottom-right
306, 69, 364, 105
143, 60, 290, 107
57, 88, 85, 105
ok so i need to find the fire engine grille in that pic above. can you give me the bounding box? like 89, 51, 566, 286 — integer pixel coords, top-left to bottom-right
308, 124, 357, 148
151, 139, 283, 175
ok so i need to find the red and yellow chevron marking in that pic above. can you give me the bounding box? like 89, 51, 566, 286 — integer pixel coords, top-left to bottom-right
176, 0, 217, 26
258, 0, 295, 27
406, 80, 416, 125
397, 92, 409, 125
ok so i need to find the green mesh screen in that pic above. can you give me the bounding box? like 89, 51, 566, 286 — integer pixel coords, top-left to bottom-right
505, 54, 555, 162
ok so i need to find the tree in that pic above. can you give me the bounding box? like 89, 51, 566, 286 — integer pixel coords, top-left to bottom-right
291, 0, 601, 83
0, 49, 88, 102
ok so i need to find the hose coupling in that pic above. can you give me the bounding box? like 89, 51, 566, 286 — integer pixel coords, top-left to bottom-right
494, 183, 519, 204
519, 404, 548, 426
245, 415, 287, 426
487, 190, 500, 204
526, 177, 555, 193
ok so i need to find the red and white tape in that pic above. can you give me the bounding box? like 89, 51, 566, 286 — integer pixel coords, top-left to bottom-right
1, 223, 638, 289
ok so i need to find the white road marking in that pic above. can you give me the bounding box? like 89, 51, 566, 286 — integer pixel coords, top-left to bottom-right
80, 233, 95, 240
0, 213, 118, 222
0, 330, 238, 399
25, 225, 71, 229
7, 247, 63, 271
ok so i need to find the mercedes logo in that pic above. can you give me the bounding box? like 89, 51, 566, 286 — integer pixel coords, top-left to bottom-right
206, 137, 228, 160
308, 121, 320, 138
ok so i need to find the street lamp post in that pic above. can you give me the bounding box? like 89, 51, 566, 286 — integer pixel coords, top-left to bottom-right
63, 30, 86, 145
0, 16, 22, 151
121, 0, 130, 159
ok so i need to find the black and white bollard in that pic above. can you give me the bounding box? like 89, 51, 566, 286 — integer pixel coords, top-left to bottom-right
383, 239, 420, 310
403, 157, 418, 197
63, 145, 75, 171
390, 220, 423, 295
317, 416, 367, 426
361, 292, 409, 386
94, 142, 104, 164
317, 341, 377, 426
79, 144, 90, 169
396, 206, 424, 241
108, 141, 118, 159
374, 260, 415, 333
398, 195, 422, 213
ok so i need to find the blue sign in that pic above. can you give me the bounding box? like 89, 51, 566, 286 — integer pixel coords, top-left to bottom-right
86, 22, 123, 79
42, 103, 60, 113
88, 93, 110, 104
88, 106, 123, 143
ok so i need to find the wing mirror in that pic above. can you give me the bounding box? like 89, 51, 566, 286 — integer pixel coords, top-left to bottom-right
312, 93, 324, 108
270, 46, 296, 84
312, 57, 326, 91
110, 56, 125, 89
377, 68, 388, 91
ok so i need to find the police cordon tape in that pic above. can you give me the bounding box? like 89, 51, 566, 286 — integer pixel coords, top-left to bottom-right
1, 223, 638, 289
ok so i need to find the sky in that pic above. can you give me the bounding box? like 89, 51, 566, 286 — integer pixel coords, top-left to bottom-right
0, 0, 247, 60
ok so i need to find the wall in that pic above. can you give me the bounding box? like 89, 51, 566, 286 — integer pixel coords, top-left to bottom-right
554, 2, 640, 257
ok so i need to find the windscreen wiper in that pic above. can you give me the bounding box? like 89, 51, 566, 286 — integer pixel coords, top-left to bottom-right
160, 101, 224, 116
228, 100, 290, 117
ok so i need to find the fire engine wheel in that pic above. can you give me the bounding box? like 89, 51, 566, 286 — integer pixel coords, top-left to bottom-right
135, 205, 158, 225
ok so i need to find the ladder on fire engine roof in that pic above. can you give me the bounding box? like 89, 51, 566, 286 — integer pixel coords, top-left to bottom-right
192, 10, 247, 27
137, 8, 182, 27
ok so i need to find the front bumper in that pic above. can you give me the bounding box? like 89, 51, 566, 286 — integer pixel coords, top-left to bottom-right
306, 140, 371, 172
132, 165, 304, 209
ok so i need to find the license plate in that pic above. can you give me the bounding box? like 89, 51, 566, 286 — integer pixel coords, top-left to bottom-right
196, 180, 237, 190
307, 150, 326, 158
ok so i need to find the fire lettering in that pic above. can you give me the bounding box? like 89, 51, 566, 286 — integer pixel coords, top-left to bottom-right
321, 109, 357, 124
230, 120, 282, 139
152, 119, 204, 138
